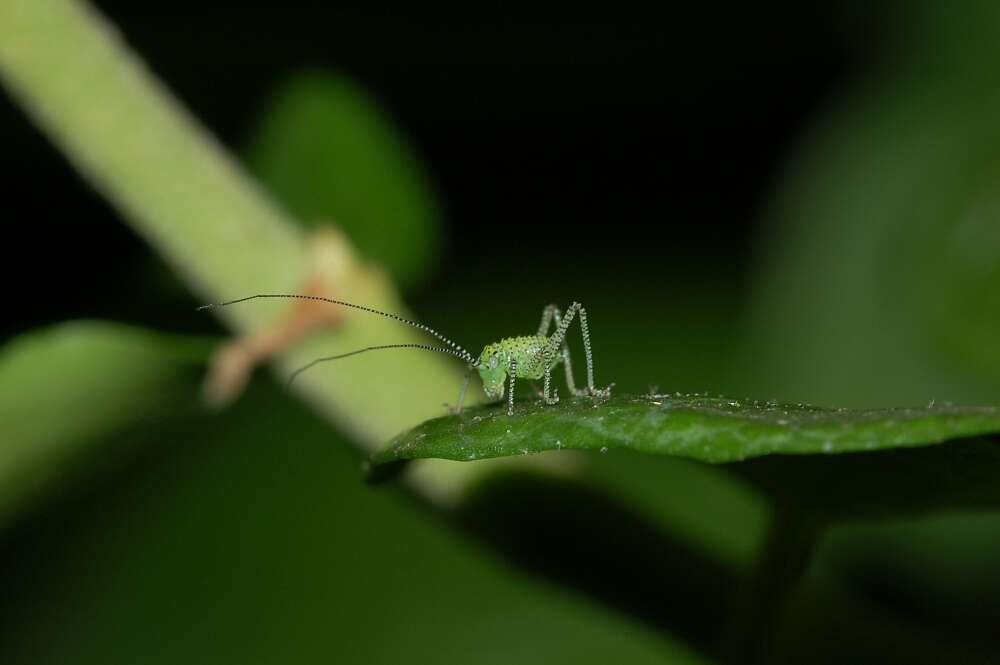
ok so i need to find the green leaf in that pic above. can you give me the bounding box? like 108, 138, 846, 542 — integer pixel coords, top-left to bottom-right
245, 70, 442, 288
0, 321, 208, 526
373, 393, 1000, 465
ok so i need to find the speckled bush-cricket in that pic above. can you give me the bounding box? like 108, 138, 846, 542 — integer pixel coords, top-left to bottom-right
198, 295, 611, 415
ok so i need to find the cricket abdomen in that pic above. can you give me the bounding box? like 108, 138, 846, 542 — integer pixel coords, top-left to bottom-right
499, 335, 553, 379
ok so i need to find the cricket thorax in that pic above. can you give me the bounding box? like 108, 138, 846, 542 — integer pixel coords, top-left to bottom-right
476, 335, 551, 399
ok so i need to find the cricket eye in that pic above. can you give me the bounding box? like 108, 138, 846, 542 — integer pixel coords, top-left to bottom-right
489, 354, 498, 369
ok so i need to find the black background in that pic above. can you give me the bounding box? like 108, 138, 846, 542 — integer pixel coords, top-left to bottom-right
1, 3, 874, 337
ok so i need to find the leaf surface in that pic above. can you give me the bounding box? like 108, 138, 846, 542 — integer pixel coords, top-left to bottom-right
373, 393, 1000, 465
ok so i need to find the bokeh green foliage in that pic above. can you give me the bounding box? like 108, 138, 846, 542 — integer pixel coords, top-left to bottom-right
741, 2, 1000, 408
728, 2, 1000, 660
1, 379, 707, 665
245, 71, 442, 289
0, 322, 208, 528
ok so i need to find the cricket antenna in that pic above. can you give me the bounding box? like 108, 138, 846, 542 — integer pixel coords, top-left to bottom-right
287, 343, 471, 387
198, 294, 479, 365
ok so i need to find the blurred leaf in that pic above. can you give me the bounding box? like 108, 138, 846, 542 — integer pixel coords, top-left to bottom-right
583, 452, 767, 571
0, 321, 208, 526
740, 2, 1000, 407
734, 436, 1000, 520
451, 468, 742, 654
771, 560, 1000, 665
820, 513, 1000, 616
373, 394, 1000, 464
245, 70, 442, 288
0, 379, 706, 665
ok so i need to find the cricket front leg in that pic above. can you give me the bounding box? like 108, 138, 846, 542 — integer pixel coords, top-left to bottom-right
447, 366, 474, 415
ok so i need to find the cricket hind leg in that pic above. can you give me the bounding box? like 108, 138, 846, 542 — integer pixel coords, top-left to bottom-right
537, 304, 560, 336
532, 304, 564, 406
536, 305, 586, 398
541, 361, 560, 406
542, 302, 611, 399
560, 345, 587, 397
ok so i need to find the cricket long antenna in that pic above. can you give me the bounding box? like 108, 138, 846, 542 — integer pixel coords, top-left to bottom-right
198, 294, 478, 365
288, 343, 470, 387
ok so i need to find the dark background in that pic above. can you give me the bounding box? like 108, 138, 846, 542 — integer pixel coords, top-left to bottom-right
2, 3, 869, 337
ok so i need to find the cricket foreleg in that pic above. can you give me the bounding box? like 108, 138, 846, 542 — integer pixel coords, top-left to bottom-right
448, 366, 474, 415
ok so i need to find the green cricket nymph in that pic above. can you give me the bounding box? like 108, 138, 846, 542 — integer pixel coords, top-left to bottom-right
198, 295, 611, 416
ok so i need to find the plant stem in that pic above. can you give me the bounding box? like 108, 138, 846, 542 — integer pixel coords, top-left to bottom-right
722, 508, 824, 664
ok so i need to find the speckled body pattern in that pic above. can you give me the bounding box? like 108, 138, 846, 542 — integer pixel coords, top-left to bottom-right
482, 336, 554, 379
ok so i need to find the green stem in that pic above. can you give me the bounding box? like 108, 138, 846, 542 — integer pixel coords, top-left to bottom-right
0, 0, 302, 306
722, 508, 824, 664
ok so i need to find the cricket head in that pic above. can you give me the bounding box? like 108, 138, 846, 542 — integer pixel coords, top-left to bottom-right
476, 343, 508, 400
